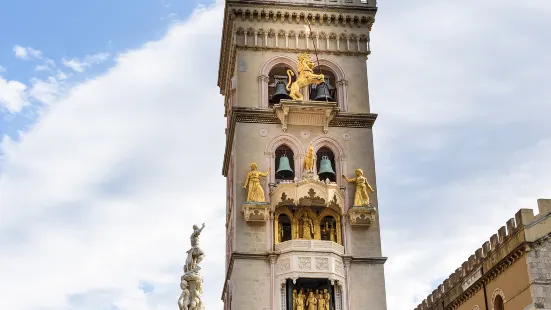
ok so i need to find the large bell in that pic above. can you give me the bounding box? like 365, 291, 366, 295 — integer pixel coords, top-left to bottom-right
271, 80, 292, 103
313, 80, 335, 102
318, 155, 336, 177
276, 154, 293, 178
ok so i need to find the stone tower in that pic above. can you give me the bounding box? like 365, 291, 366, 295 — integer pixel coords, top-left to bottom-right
217, 0, 387, 309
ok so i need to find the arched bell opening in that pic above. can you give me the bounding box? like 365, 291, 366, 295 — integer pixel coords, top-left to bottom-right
320, 216, 338, 243
277, 214, 292, 243
268, 64, 294, 106
316, 147, 336, 182
309, 66, 337, 103
275, 145, 295, 183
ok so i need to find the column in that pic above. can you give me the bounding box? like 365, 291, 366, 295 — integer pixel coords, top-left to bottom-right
343, 258, 352, 310
269, 255, 277, 310
267, 213, 274, 252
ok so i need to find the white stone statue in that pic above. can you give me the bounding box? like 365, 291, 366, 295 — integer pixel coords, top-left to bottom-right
179, 224, 206, 310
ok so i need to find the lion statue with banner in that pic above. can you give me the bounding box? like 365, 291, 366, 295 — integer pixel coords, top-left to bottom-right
286, 52, 325, 101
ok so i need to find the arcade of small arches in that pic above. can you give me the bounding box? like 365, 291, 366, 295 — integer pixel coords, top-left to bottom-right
274, 205, 342, 245
259, 56, 349, 111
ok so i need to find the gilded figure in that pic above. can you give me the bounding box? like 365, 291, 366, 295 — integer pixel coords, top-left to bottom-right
306, 291, 318, 310
278, 222, 284, 242
317, 289, 326, 310
293, 289, 298, 310
342, 168, 375, 206
304, 143, 316, 172
296, 289, 306, 310
329, 221, 336, 243
323, 289, 330, 310
243, 163, 270, 202
301, 213, 314, 239
286, 53, 325, 101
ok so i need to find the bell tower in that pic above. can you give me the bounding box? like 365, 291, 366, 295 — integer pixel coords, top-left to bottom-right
218, 0, 386, 309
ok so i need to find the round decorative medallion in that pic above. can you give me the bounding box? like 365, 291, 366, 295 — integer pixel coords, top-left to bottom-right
259, 128, 268, 137
342, 132, 351, 141
300, 130, 311, 139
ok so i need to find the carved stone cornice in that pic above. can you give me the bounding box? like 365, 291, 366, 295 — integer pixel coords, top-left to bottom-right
236, 45, 371, 57
227, 2, 378, 18
351, 257, 388, 264
222, 108, 378, 176
273, 100, 339, 133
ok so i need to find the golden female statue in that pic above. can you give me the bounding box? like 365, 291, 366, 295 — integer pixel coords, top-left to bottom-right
292, 289, 298, 310
295, 289, 306, 310
323, 289, 330, 310
304, 143, 316, 172
343, 168, 375, 206
286, 53, 325, 101
301, 213, 314, 239
243, 163, 270, 202
317, 290, 326, 310
306, 291, 317, 310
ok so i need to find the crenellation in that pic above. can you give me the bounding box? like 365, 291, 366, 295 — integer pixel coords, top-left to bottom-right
498, 226, 507, 243
415, 203, 551, 310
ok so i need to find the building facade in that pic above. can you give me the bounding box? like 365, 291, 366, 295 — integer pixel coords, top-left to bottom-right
217, 0, 388, 309
414, 199, 551, 310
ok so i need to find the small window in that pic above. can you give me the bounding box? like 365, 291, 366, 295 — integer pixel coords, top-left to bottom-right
277, 214, 292, 242
494, 295, 504, 310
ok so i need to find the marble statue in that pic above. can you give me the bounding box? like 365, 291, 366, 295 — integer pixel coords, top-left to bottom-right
306, 291, 317, 310
179, 224, 206, 310
343, 168, 375, 206
286, 52, 325, 101
243, 163, 270, 202
304, 143, 316, 172
301, 213, 314, 239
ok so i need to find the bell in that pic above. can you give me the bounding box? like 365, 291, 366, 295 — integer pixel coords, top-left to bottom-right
313, 80, 335, 101
318, 156, 336, 176
271, 80, 291, 103
276, 154, 293, 178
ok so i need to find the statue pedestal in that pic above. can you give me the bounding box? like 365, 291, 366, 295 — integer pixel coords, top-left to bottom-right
348, 205, 377, 227
242, 202, 270, 222
273, 100, 339, 133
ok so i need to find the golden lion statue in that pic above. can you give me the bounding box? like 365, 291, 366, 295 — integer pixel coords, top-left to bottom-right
286, 53, 325, 101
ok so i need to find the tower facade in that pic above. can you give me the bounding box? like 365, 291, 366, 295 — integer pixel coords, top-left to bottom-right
217, 1, 386, 309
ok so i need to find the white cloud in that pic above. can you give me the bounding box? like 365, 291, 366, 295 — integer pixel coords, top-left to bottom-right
13, 45, 43, 60
62, 52, 110, 72
1, 1, 551, 310
0, 77, 28, 113
0, 65, 6, 72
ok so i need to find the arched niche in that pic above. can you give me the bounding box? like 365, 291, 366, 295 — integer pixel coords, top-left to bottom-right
275, 144, 295, 182
265, 133, 305, 184
311, 136, 346, 186
314, 58, 348, 111
274, 206, 294, 244
492, 289, 505, 310
319, 208, 342, 245
309, 65, 338, 103
259, 56, 303, 108
316, 146, 337, 183
293, 207, 321, 240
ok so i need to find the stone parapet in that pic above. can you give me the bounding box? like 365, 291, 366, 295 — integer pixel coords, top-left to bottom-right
414, 199, 551, 310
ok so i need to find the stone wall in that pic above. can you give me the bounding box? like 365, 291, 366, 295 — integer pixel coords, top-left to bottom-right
230, 258, 271, 309
527, 238, 551, 309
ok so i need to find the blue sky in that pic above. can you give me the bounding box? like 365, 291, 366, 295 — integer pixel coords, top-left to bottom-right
1, 1, 551, 310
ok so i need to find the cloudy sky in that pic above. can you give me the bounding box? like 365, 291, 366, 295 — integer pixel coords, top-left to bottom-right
1, 0, 550, 309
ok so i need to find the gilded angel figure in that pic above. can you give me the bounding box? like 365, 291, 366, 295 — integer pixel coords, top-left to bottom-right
342, 168, 375, 206
304, 143, 316, 172
243, 163, 270, 202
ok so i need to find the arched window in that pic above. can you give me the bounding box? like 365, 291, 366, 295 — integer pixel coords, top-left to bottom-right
320, 216, 338, 242
493, 295, 504, 310
275, 145, 295, 182
277, 214, 292, 243
310, 66, 337, 103
316, 146, 336, 182
268, 64, 294, 106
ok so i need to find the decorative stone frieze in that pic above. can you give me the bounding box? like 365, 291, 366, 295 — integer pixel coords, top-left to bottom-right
273, 99, 340, 133
275, 250, 346, 285
242, 202, 270, 222
270, 175, 344, 212
348, 205, 377, 227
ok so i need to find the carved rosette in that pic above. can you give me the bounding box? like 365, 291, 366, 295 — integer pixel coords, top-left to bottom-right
242, 202, 270, 222
348, 205, 377, 227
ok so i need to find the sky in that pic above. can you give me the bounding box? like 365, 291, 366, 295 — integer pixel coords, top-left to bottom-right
0, 0, 550, 309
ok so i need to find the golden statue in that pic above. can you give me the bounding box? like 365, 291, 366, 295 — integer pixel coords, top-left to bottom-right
304, 143, 316, 172
323, 289, 330, 310
306, 291, 317, 310
317, 290, 326, 310
286, 53, 325, 101
243, 163, 270, 202
278, 222, 284, 242
300, 213, 314, 239
292, 289, 298, 310
295, 289, 306, 310
343, 168, 375, 206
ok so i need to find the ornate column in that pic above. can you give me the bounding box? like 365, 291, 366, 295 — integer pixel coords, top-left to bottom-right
337, 79, 349, 111
268, 213, 274, 251
254, 30, 258, 46
341, 215, 349, 254
346, 36, 350, 51
285, 34, 289, 48
295, 154, 304, 180
356, 38, 360, 52
258, 75, 270, 108
343, 258, 352, 310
